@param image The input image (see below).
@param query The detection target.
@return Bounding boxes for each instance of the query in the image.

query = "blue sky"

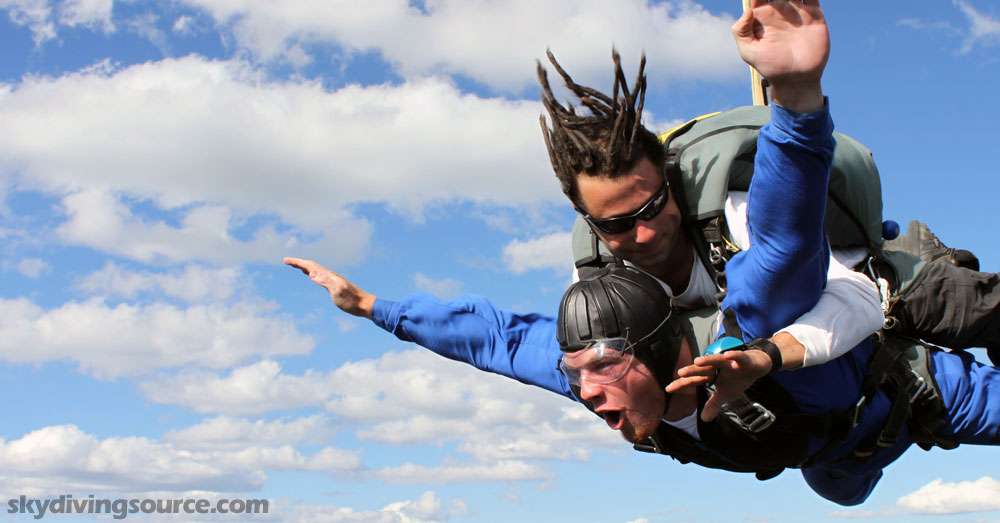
[1,1,999,521]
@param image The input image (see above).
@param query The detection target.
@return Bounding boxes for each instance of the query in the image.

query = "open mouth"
[601,410,623,430]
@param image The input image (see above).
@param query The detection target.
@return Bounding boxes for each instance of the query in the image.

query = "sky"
[0,0,999,522]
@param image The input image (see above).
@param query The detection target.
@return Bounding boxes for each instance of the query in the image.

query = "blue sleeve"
[370,293,575,400]
[722,101,837,341]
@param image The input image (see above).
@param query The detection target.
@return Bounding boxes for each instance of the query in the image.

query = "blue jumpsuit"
[371,103,1000,506]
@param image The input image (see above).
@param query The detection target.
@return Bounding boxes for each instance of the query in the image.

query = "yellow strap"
[657,112,722,144]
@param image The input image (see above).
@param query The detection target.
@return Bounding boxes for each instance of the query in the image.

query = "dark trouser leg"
[894,261,1000,363]
[801,468,881,506]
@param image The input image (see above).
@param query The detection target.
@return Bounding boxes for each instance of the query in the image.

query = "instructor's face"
[573,358,665,443]
[576,158,683,272]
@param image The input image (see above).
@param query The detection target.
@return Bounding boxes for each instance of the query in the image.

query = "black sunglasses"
[582,182,670,235]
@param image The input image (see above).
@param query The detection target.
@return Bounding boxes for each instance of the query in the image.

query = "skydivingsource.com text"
[8,494,269,520]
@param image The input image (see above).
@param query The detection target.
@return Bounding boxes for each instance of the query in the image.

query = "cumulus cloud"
[0,297,313,378]
[0,424,361,497]
[52,188,369,266]
[0,56,559,264]
[896,477,1000,514]
[142,349,621,461]
[141,359,332,415]
[177,0,743,92]
[502,231,572,275]
[163,415,339,451]
[75,262,244,303]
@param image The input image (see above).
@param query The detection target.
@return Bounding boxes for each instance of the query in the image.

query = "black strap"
[747,338,782,374]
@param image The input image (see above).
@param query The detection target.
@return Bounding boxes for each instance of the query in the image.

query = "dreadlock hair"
[538,48,665,212]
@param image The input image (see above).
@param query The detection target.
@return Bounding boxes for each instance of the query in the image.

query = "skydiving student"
[285,0,1000,505]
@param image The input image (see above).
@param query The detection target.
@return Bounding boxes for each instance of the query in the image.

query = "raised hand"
[733,0,829,112]
[284,257,376,319]
[666,349,773,422]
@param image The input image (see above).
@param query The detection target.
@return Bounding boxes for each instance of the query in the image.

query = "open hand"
[666,350,772,422]
[733,0,829,112]
[284,257,376,319]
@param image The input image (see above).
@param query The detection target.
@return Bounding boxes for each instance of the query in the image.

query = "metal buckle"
[721,395,776,433]
[850,396,866,427]
[709,244,725,265]
[908,374,929,403]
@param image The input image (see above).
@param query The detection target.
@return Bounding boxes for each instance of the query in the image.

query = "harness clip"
[722,395,777,433]
[850,396,867,428]
[908,374,929,403]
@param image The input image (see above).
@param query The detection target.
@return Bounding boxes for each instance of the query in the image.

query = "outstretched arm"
[284,257,573,399]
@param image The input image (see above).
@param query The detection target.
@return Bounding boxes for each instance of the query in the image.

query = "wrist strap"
[747,338,782,374]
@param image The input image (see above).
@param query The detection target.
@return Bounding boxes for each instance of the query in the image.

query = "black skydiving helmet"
[556,265,684,396]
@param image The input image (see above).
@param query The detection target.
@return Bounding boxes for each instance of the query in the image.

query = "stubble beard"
[619,413,661,444]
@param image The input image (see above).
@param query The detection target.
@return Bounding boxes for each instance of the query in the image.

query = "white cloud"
[0,0,113,44]
[412,272,463,300]
[502,231,572,275]
[163,415,339,451]
[955,0,1000,52]
[0,0,57,44]
[173,14,195,34]
[279,491,467,523]
[125,11,169,53]
[142,349,622,460]
[75,262,244,303]
[53,189,368,266]
[0,297,313,378]
[177,0,743,92]
[0,424,361,497]
[0,56,558,264]
[142,359,330,415]
[13,257,49,278]
[896,476,1000,514]
[58,0,113,33]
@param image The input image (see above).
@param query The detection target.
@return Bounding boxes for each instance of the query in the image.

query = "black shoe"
[915,221,981,270]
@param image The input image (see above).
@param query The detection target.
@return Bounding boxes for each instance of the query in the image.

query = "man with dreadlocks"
[286,0,1000,506]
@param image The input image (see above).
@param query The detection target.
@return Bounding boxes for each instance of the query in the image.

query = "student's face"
[576,158,684,273]
[569,356,666,443]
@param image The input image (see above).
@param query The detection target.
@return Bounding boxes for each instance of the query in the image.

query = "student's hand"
[284,257,376,319]
[667,350,772,422]
[732,0,828,112]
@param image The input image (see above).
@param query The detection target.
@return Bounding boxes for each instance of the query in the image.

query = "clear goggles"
[559,338,635,385]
